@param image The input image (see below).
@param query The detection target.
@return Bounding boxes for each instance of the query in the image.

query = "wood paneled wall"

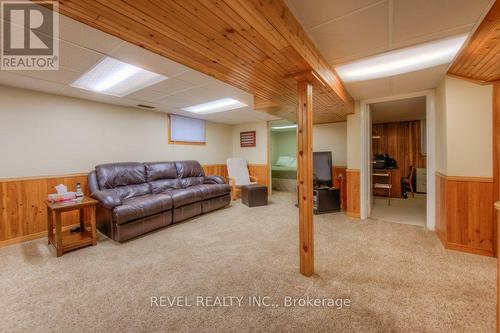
[0,164,268,247]
[247,164,270,189]
[202,164,228,179]
[436,172,494,257]
[0,174,89,247]
[372,120,426,174]
[346,169,360,218]
[332,166,347,210]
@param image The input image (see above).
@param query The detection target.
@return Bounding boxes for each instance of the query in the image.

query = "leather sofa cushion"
[113,193,173,225]
[145,162,178,181]
[150,179,182,194]
[96,162,146,189]
[114,183,151,200]
[191,184,231,200]
[176,160,206,188]
[176,160,205,178]
[166,188,202,207]
[181,176,205,188]
[204,175,226,184]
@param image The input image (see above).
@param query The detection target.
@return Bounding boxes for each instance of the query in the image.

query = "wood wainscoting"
[202,164,228,179]
[332,166,347,210]
[247,164,270,189]
[436,172,494,256]
[0,164,268,247]
[0,173,89,247]
[346,169,360,218]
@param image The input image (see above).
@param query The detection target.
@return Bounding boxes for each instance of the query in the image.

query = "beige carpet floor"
[371,194,427,226]
[0,192,496,332]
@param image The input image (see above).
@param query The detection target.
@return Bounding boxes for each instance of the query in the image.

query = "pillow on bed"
[289,157,297,168]
[276,156,292,166]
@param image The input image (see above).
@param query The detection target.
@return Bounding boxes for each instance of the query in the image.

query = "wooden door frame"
[359,90,436,230]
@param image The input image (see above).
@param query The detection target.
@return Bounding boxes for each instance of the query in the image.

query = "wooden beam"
[297,80,314,276]
[449,1,500,82]
[47,0,353,123]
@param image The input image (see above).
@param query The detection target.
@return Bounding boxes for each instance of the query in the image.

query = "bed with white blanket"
[272,156,297,192]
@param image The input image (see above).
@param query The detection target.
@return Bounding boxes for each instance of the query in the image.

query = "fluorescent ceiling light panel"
[335,34,468,82]
[71,57,167,97]
[182,98,247,114]
[271,125,297,130]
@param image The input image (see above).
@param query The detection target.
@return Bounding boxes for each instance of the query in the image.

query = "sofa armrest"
[91,189,122,209]
[204,175,226,184]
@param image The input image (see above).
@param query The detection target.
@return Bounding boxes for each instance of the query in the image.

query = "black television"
[313,151,332,187]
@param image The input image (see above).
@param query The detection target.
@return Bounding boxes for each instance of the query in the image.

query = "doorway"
[269,120,297,192]
[369,96,427,226]
[360,90,436,230]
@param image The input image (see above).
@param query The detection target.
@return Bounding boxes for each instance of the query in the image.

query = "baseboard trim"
[438,237,494,257]
[0,224,79,249]
[346,212,360,219]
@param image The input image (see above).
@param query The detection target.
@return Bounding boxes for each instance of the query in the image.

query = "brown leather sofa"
[88,160,231,242]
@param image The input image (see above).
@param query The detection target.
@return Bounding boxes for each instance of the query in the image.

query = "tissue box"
[48,192,77,203]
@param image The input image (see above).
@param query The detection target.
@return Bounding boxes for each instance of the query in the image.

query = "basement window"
[168,114,206,145]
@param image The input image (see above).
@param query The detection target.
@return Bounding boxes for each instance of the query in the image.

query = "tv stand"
[313,186,341,214]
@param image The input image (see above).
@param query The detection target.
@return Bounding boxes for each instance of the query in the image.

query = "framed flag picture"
[240,131,256,147]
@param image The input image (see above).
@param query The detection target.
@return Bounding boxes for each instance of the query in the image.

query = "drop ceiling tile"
[371,96,426,124]
[10,67,82,85]
[155,94,192,109]
[59,15,123,54]
[126,88,168,103]
[344,77,392,100]
[391,24,474,50]
[58,86,140,107]
[202,81,254,106]
[110,43,190,77]
[392,0,492,43]
[308,1,390,64]
[286,0,382,29]
[156,86,231,108]
[0,72,64,95]
[171,86,229,105]
[59,40,104,72]
[148,78,196,95]
[391,64,448,95]
[172,70,217,86]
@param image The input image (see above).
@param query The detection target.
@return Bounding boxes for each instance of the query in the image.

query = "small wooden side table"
[45,197,98,257]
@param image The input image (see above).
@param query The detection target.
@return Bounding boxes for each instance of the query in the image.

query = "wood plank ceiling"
[449,1,500,83]
[50,0,354,123]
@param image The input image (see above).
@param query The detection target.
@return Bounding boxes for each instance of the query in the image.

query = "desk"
[372,168,401,198]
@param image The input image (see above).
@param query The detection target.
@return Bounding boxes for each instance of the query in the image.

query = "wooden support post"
[297,80,314,277]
